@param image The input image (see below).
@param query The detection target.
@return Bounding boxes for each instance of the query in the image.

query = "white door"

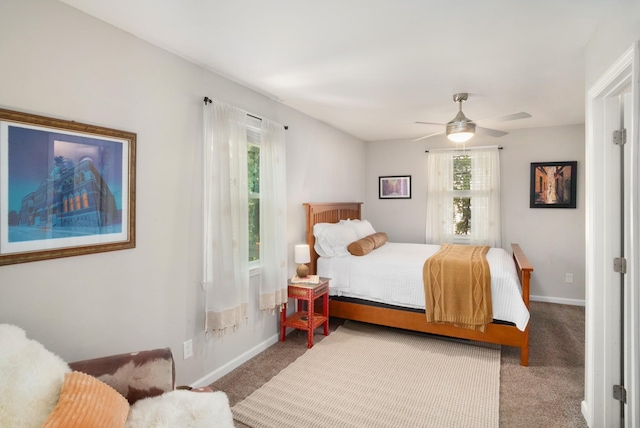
[622,88,640,428]
[584,42,639,428]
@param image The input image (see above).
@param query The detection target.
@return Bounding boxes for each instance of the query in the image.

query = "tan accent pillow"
[369,232,388,248]
[347,232,388,256]
[347,235,375,256]
[42,371,130,428]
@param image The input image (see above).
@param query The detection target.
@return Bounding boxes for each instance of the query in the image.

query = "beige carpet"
[232,321,500,428]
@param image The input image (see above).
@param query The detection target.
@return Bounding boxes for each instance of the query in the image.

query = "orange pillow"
[369,232,388,248]
[347,235,375,256]
[347,232,388,256]
[42,371,129,428]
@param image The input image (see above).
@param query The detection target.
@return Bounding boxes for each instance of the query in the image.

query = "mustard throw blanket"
[423,244,492,332]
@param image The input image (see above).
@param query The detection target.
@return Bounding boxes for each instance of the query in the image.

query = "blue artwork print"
[7,125,124,243]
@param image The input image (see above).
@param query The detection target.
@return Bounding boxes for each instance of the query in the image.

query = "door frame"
[583,41,639,428]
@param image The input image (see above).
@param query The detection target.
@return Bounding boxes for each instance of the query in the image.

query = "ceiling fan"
[414,93,531,143]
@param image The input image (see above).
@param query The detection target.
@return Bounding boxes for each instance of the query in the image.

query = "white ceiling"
[59,0,612,142]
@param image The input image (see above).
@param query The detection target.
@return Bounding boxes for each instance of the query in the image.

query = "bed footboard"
[511,243,533,365]
[511,243,533,307]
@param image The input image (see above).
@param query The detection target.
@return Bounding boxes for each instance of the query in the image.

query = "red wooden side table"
[280,277,330,348]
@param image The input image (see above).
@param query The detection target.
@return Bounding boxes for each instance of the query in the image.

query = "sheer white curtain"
[202,99,288,334]
[469,148,501,247]
[258,118,288,311]
[202,99,249,333]
[425,150,455,244]
[425,146,501,247]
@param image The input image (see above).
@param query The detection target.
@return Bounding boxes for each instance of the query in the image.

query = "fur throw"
[0,324,70,428]
[125,389,234,428]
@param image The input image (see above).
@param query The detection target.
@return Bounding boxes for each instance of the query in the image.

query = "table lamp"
[294,244,310,278]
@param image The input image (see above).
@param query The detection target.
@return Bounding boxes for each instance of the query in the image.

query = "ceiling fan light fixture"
[446,110,476,143]
[415,92,529,143]
[447,130,474,143]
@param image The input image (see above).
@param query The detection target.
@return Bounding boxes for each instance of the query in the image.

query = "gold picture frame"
[0,108,136,265]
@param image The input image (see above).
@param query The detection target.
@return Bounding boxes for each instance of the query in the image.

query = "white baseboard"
[191,333,280,388]
[581,400,591,427]
[530,295,585,307]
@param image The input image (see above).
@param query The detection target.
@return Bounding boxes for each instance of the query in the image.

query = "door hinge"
[613,384,627,403]
[613,129,627,145]
[613,257,627,274]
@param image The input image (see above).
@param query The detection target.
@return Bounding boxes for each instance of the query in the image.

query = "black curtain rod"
[203,96,288,130]
[425,146,503,153]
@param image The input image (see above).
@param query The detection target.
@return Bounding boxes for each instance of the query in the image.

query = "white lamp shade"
[294,244,311,264]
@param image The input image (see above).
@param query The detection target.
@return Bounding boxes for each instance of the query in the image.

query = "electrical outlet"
[183,339,193,360]
[565,273,574,283]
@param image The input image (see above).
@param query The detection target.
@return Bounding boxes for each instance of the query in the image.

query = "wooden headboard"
[303,202,363,275]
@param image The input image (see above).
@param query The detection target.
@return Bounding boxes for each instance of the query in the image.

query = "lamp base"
[296,264,309,278]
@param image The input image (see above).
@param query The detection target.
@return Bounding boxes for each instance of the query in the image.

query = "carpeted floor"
[499,301,586,427]
[210,301,586,428]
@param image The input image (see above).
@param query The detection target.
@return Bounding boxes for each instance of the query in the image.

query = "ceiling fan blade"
[476,126,508,138]
[412,130,445,142]
[478,112,531,123]
[414,121,445,126]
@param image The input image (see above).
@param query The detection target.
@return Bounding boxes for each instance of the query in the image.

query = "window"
[453,155,471,237]
[425,148,501,247]
[247,119,261,262]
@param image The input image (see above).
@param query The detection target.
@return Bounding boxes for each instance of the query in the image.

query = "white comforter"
[317,242,530,331]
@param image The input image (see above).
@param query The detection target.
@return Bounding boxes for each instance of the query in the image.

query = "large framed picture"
[530,161,577,209]
[0,108,136,266]
[379,175,411,199]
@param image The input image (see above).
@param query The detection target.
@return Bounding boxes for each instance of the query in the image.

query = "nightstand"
[280,277,330,348]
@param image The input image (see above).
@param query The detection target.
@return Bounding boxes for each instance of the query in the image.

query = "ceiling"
[59,0,612,142]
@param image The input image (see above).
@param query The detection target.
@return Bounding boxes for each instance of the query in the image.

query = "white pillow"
[0,324,70,428]
[125,390,233,428]
[340,219,377,239]
[313,223,333,257]
[323,223,358,257]
[313,222,358,257]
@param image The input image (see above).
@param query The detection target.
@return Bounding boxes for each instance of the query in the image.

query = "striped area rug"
[232,321,500,428]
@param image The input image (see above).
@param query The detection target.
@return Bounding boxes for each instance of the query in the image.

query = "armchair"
[0,324,233,428]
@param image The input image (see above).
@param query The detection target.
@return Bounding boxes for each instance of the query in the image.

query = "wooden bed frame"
[303,202,534,366]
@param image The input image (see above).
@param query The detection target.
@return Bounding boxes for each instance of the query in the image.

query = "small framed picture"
[379,175,411,199]
[530,161,577,208]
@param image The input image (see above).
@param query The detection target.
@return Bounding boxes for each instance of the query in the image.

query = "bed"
[303,202,533,366]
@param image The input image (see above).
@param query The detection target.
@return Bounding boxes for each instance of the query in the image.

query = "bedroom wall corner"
[281,104,367,276]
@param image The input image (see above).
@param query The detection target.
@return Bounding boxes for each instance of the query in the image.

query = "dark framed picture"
[530,161,577,208]
[379,175,411,199]
[0,108,136,266]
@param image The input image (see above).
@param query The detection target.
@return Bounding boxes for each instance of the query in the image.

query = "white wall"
[0,0,365,386]
[585,1,640,90]
[366,125,586,303]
